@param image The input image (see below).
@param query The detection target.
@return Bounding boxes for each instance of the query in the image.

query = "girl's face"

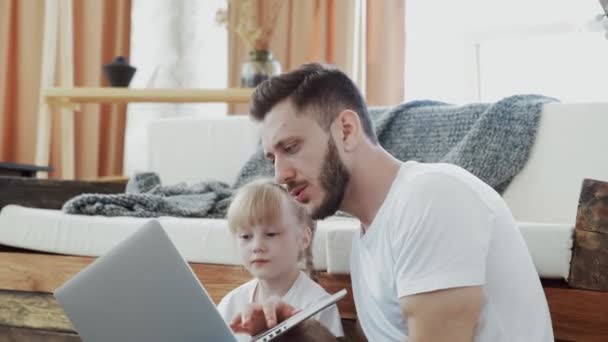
[235,209,308,281]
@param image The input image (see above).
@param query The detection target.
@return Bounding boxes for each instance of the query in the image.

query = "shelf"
[37,87,255,180]
[44,87,255,105]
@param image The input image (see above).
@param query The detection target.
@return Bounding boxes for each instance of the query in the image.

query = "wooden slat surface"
[0,290,361,341]
[544,285,608,341]
[0,291,73,332]
[0,325,80,342]
[0,177,125,210]
[0,252,356,319]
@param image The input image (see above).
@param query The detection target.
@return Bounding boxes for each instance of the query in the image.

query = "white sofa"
[147,102,608,225]
[1,102,606,280]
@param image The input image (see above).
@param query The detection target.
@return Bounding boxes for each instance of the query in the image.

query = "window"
[405,0,608,104]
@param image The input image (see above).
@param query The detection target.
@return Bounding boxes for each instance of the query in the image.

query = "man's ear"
[334,109,361,152]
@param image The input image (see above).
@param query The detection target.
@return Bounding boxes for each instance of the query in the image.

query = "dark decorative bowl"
[103,56,136,87]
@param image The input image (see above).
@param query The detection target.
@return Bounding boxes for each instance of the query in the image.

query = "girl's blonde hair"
[227,178,317,281]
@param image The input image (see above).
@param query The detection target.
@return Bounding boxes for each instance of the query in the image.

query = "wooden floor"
[0,289,361,342]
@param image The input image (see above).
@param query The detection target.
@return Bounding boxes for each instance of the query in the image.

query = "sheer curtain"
[124,0,228,177]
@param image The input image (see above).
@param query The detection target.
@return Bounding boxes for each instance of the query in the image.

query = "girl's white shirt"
[218,271,344,341]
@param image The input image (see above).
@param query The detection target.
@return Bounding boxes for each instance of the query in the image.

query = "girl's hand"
[229,296,299,336]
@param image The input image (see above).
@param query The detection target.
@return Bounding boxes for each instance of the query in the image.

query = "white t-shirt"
[217,271,344,341]
[350,161,553,342]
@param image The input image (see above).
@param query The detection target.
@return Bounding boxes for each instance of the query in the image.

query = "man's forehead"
[261,102,314,148]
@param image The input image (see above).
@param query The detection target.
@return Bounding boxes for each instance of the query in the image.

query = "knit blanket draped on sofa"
[63,94,557,218]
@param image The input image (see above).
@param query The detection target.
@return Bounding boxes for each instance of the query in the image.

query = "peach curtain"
[366,0,405,106]
[0,0,131,179]
[227,0,405,110]
[0,0,45,166]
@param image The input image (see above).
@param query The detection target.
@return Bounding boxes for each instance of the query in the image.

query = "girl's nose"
[252,236,266,253]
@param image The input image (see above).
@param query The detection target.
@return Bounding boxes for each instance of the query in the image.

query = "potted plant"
[216,0,284,87]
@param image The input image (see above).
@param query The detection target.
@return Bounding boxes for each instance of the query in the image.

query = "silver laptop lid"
[54,220,237,342]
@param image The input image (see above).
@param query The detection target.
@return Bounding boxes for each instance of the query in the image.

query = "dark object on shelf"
[0,162,53,178]
[103,56,136,87]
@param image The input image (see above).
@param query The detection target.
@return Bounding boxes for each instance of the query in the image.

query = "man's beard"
[311,137,350,220]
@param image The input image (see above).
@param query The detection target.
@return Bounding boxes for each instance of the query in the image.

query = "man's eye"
[284,144,298,154]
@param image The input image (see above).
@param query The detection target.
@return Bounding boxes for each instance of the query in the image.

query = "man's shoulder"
[383,162,497,224]
[399,161,475,185]
[393,162,480,200]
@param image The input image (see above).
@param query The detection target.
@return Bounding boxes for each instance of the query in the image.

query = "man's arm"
[400,286,482,342]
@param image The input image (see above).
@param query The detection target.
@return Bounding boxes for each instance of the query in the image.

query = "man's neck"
[255,268,300,303]
[341,146,401,231]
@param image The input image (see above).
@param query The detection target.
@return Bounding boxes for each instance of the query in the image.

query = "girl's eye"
[266,232,279,238]
[239,234,251,240]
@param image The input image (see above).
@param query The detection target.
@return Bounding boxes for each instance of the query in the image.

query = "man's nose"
[274,157,296,184]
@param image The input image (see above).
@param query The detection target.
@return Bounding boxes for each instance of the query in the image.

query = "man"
[230,63,553,341]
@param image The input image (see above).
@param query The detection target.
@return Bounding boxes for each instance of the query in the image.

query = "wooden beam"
[34,0,59,178]
[45,88,255,106]
[0,177,125,210]
[569,178,608,291]
[57,0,75,180]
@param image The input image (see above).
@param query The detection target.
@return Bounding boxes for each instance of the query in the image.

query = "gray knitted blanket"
[63,94,556,218]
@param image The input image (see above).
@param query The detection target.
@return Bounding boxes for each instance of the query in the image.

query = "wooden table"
[35,87,254,180]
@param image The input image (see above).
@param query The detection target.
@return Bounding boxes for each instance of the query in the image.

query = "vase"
[240,50,281,88]
[103,56,137,87]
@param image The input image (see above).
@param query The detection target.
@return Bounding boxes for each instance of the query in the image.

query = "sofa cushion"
[503,102,608,224]
[147,114,259,186]
[0,205,573,279]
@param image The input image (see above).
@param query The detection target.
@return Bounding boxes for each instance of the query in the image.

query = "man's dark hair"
[250,63,378,144]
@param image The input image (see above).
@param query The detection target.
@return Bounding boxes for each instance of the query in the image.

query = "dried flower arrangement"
[215,0,284,51]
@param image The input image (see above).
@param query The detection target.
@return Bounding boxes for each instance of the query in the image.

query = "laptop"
[54,220,347,342]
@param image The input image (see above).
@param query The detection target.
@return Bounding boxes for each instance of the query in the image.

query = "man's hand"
[400,286,482,342]
[230,296,299,336]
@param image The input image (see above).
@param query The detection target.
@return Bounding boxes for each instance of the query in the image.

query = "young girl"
[217,179,344,340]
